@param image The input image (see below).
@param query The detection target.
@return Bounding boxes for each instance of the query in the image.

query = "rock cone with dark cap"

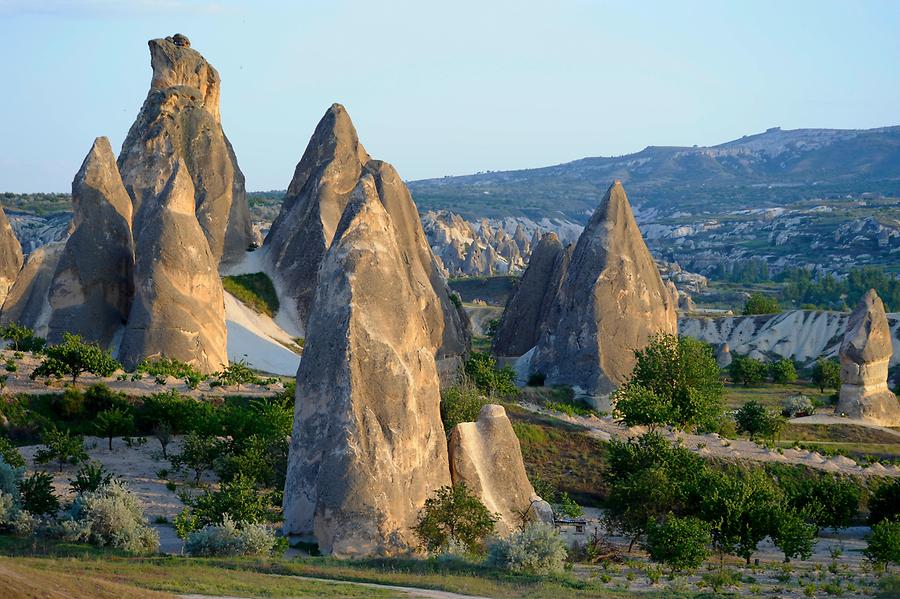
[0,204,23,306]
[282,173,450,557]
[119,159,227,373]
[531,181,677,401]
[493,232,570,356]
[264,103,469,362]
[47,137,134,347]
[118,34,252,267]
[837,289,900,426]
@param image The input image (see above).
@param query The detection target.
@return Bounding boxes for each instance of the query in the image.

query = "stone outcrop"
[531,181,677,400]
[0,242,64,334]
[282,175,450,556]
[264,104,469,360]
[0,205,23,306]
[119,159,227,373]
[448,404,543,535]
[493,233,570,356]
[836,289,900,425]
[47,137,134,347]
[118,34,252,267]
[715,343,733,368]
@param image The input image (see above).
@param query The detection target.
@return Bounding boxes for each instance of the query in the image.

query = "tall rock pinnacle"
[530,181,677,402]
[118,34,252,267]
[47,137,134,347]
[0,203,24,306]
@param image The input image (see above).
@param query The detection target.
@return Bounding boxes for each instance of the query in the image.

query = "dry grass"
[0,557,175,599]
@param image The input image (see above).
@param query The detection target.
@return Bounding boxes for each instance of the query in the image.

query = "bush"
[63,480,159,553]
[184,515,281,557]
[770,359,798,384]
[222,273,280,317]
[643,514,711,572]
[0,323,46,353]
[34,427,87,471]
[70,461,113,495]
[783,394,815,418]
[743,293,780,315]
[31,333,121,384]
[17,471,59,516]
[526,373,546,387]
[773,507,816,562]
[171,432,222,484]
[136,357,206,388]
[0,456,23,498]
[175,474,271,538]
[735,401,785,441]
[215,360,270,388]
[486,523,567,575]
[414,484,498,555]
[729,355,768,386]
[440,383,488,433]
[464,353,517,399]
[83,384,128,415]
[869,479,900,525]
[865,518,900,566]
[811,358,841,393]
[138,389,212,434]
[0,437,25,468]
[784,474,861,532]
[50,388,86,419]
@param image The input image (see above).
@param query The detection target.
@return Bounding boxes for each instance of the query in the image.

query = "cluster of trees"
[728,356,800,387]
[742,293,781,315]
[777,265,900,311]
[713,259,771,284]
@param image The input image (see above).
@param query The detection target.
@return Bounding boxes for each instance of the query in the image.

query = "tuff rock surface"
[47,137,134,347]
[119,159,227,373]
[282,174,450,557]
[837,289,900,425]
[0,204,23,306]
[0,242,64,335]
[448,404,543,535]
[531,181,677,401]
[118,34,252,267]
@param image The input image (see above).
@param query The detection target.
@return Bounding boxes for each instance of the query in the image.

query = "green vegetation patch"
[222,273,279,317]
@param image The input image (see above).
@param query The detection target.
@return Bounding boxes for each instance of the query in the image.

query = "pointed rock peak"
[842,288,892,363]
[332,173,384,243]
[74,136,132,224]
[157,159,197,217]
[536,231,561,250]
[148,33,220,119]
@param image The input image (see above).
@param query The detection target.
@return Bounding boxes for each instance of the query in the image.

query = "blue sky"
[1,0,898,192]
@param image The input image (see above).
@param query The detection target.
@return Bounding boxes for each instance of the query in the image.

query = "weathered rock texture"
[264,104,469,360]
[531,181,677,398]
[118,34,252,267]
[282,175,451,557]
[119,160,227,373]
[493,232,570,356]
[0,242,64,335]
[0,204,23,306]
[47,137,134,347]
[448,404,541,535]
[837,289,900,425]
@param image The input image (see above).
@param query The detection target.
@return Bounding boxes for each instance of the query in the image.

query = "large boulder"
[119,159,227,373]
[0,242,64,335]
[282,174,450,557]
[493,232,570,357]
[47,137,134,348]
[837,289,900,425]
[264,103,469,361]
[118,34,252,267]
[0,205,23,306]
[531,181,677,402]
[448,404,543,535]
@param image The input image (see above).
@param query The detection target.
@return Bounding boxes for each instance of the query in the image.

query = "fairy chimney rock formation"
[119,159,227,373]
[448,404,543,535]
[118,34,252,266]
[47,137,134,347]
[531,181,677,402]
[264,103,469,361]
[282,174,451,557]
[0,204,23,306]
[0,242,64,335]
[837,289,900,426]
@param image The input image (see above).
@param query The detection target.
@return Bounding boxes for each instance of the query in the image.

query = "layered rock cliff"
[0,205,23,306]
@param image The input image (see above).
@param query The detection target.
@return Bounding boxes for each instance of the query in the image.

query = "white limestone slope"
[224,291,300,376]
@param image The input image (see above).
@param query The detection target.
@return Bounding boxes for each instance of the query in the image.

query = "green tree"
[772,507,816,562]
[784,475,861,533]
[728,355,768,386]
[868,479,900,526]
[0,323,46,352]
[0,437,25,468]
[440,383,488,433]
[811,357,841,393]
[770,359,798,384]
[30,333,121,384]
[413,483,498,554]
[743,293,780,315]
[34,427,87,472]
[17,471,59,515]
[175,473,272,538]
[94,408,134,451]
[70,461,113,494]
[171,432,222,484]
[643,514,711,573]
[614,334,724,431]
[735,401,785,442]
[864,518,900,567]
[464,352,517,399]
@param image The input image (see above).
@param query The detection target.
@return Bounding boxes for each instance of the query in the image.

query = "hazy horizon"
[1,0,898,193]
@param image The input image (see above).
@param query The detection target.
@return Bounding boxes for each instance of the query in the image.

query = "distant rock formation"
[0,204,23,306]
[119,160,227,373]
[282,174,450,556]
[264,104,469,362]
[448,404,542,535]
[47,137,134,347]
[530,181,677,401]
[493,233,570,356]
[715,343,732,368]
[0,242,64,334]
[836,289,900,426]
[118,34,252,267]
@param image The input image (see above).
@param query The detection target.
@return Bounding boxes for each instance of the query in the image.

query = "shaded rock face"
[119,160,227,373]
[264,104,470,359]
[0,242,64,335]
[47,137,134,347]
[531,182,677,398]
[118,35,252,267]
[716,343,732,368]
[837,289,900,426]
[0,205,23,306]
[282,175,450,556]
[493,233,570,356]
[448,404,540,535]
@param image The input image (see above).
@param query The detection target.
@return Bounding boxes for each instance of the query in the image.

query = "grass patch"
[724,382,833,410]
[222,272,279,317]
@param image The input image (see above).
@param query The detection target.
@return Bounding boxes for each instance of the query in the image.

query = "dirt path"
[520,403,900,477]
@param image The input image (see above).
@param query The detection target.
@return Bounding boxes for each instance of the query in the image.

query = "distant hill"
[407,126,900,221]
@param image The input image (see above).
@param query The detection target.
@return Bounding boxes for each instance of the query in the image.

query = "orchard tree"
[729,355,768,387]
[0,323,46,352]
[811,357,841,393]
[770,359,798,384]
[414,483,498,554]
[94,408,134,451]
[735,401,785,442]
[31,333,121,384]
[643,514,711,573]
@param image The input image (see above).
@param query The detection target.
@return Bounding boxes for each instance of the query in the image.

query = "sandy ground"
[520,403,900,477]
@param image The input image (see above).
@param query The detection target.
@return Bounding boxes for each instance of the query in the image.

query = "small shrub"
[50,388,86,419]
[171,432,222,484]
[136,358,205,387]
[34,427,87,472]
[4,359,16,373]
[63,480,159,553]
[153,422,174,459]
[70,461,113,495]
[414,483,498,555]
[464,352,517,399]
[175,474,270,538]
[83,384,128,415]
[783,394,815,418]
[868,478,900,525]
[0,323,46,353]
[643,515,711,573]
[0,457,23,498]
[440,383,488,432]
[486,523,567,575]
[0,437,25,468]
[865,518,900,566]
[17,471,59,516]
[184,515,281,557]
